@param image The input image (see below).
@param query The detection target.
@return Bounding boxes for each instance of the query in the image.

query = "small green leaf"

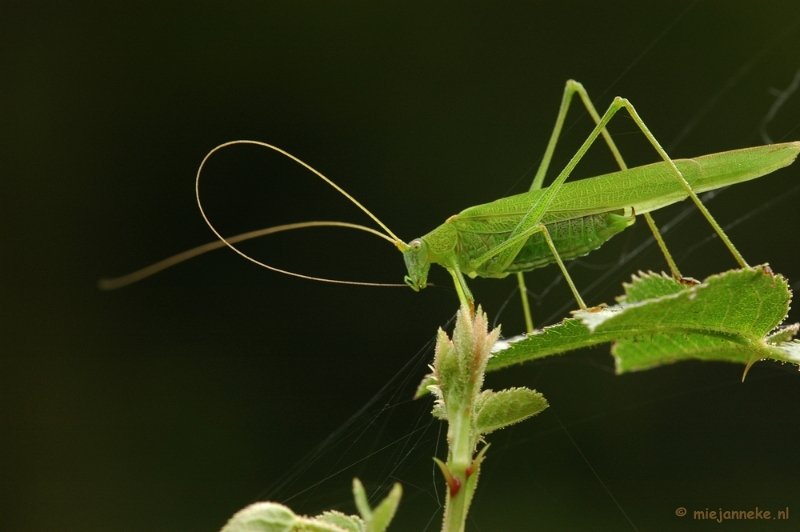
[314,511,364,532]
[767,323,800,344]
[352,478,372,522]
[433,329,458,390]
[431,397,447,421]
[294,520,351,532]
[351,479,402,532]
[367,483,402,532]
[413,372,437,399]
[770,341,800,364]
[474,387,548,435]
[220,502,297,532]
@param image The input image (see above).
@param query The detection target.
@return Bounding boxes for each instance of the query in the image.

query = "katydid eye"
[411,240,422,252]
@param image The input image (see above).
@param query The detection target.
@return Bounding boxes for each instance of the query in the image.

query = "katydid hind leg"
[517,81,618,329]
[520,80,637,329]
[476,91,745,326]
[530,80,630,192]
[519,81,583,330]
[567,85,686,280]
[530,81,580,193]
[496,94,632,324]
[516,81,582,330]
[565,93,748,273]
[617,100,750,269]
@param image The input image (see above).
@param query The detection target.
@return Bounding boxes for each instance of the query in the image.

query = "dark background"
[3,1,800,531]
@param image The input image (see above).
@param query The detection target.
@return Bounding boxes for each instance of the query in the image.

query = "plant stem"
[441,404,474,532]
[435,305,496,532]
[428,304,547,530]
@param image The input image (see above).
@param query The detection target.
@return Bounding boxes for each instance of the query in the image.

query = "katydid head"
[403,238,431,291]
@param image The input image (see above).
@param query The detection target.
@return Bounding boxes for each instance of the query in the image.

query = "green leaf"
[487,317,609,371]
[413,372,436,399]
[220,502,297,532]
[352,479,402,532]
[367,483,402,532]
[581,267,789,338]
[352,479,372,522]
[616,271,687,303]
[314,511,364,532]
[487,267,798,375]
[474,387,548,435]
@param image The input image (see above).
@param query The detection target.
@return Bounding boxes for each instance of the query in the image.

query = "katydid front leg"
[447,265,475,314]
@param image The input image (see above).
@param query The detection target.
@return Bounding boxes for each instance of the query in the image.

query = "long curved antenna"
[192,140,410,287]
[98,221,403,290]
[101,140,410,291]
[199,140,409,250]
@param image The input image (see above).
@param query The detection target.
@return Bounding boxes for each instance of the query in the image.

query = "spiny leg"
[548,92,749,269]
[485,93,685,319]
[516,80,674,332]
[616,99,749,268]
[562,82,684,279]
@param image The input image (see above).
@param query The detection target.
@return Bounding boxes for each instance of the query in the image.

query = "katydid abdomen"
[458,209,635,278]
[457,143,800,224]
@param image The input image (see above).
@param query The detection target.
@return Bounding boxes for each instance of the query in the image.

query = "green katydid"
[99,81,800,333]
